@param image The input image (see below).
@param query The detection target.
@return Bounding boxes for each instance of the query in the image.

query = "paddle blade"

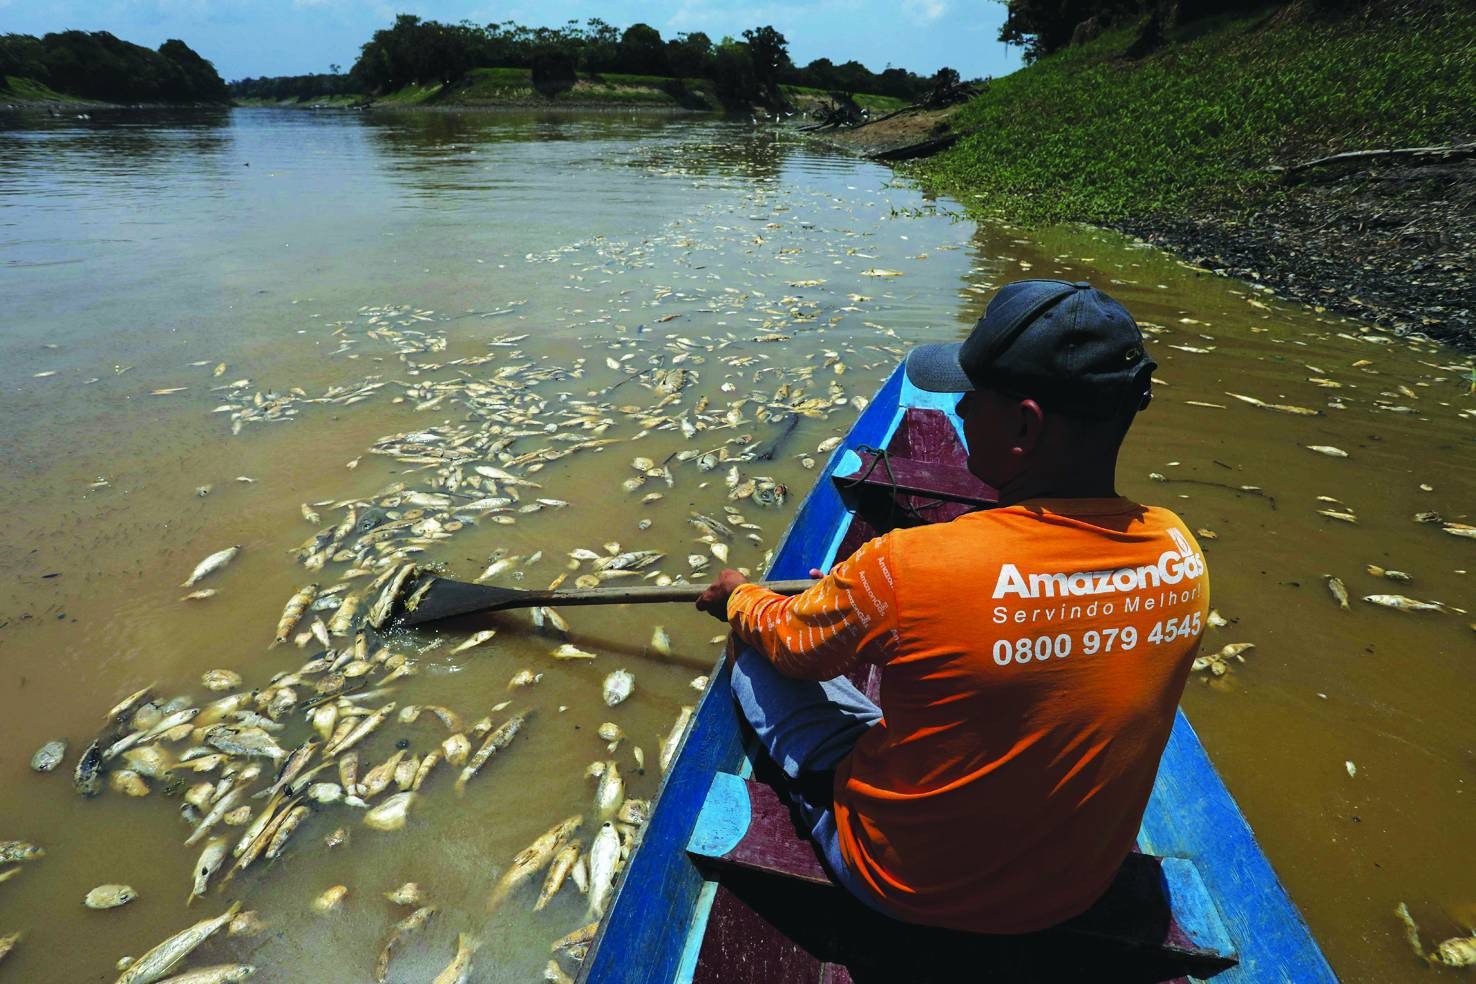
[398,577,528,627]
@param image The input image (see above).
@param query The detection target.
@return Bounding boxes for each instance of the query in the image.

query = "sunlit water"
[1,107,1472,983]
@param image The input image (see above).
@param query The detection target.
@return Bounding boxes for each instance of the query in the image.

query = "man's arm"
[697,535,899,680]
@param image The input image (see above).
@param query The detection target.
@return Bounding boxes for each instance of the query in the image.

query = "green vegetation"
[0,31,227,103]
[915,2,1476,224]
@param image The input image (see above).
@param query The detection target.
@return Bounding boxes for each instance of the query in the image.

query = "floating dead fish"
[451,630,497,655]
[1366,565,1413,583]
[182,546,240,587]
[85,884,137,910]
[180,589,217,601]
[312,885,348,913]
[201,670,241,692]
[432,933,480,984]
[1362,594,1448,614]
[550,644,597,660]
[30,739,67,773]
[602,669,634,707]
[1325,575,1349,610]
[1306,445,1348,458]
[660,706,693,772]
[115,901,241,984]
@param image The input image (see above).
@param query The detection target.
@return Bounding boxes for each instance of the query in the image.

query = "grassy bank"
[1,75,99,104]
[914,2,1476,225]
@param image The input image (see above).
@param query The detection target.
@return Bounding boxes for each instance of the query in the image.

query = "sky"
[1,0,1024,83]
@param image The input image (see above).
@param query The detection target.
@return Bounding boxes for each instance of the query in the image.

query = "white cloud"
[902,0,947,25]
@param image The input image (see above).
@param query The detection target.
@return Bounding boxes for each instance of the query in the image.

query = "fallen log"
[1270,143,1476,177]
[867,131,965,163]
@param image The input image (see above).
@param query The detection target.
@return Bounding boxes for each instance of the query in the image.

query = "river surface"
[1,107,1472,983]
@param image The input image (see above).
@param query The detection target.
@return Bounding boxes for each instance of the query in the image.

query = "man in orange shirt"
[696,279,1210,933]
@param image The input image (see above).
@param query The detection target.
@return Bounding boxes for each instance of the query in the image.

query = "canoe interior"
[578,363,1336,983]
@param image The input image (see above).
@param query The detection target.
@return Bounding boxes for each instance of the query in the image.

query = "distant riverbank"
[232,68,908,117]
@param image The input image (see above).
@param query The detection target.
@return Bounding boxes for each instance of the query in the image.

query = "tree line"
[233,16,954,108]
[0,31,228,103]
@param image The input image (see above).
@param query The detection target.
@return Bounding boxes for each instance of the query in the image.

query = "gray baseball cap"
[905,279,1156,416]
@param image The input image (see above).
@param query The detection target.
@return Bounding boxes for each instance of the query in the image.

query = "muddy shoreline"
[815,111,1475,353]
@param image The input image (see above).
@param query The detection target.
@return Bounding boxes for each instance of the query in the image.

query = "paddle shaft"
[398,575,818,626]
[513,579,816,609]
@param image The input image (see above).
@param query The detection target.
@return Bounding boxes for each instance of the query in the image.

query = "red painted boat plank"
[709,777,830,885]
[692,882,825,984]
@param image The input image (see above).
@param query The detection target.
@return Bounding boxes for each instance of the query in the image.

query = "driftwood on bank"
[867,131,966,163]
[1270,142,1476,178]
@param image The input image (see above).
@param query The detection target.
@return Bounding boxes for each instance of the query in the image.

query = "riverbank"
[824,1,1474,350]
[233,68,909,115]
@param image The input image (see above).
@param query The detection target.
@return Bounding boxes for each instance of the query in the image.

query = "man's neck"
[994,469,1119,508]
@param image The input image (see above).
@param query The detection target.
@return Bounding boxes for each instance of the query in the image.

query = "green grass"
[372,81,446,105]
[1,74,93,103]
[914,3,1476,224]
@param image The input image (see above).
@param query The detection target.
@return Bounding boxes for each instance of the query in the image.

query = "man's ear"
[1012,399,1045,456]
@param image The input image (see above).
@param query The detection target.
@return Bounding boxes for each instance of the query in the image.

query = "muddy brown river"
[1,107,1472,983]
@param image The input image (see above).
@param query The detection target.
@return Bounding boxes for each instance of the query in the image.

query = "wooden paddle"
[396,574,817,627]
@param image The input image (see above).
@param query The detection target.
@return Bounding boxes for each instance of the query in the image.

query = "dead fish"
[488,815,582,911]
[106,686,155,727]
[660,706,693,773]
[650,626,672,656]
[1325,575,1349,610]
[74,740,104,797]
[200,670,241,692]
[273,585,318,645]
[1395,902,1476,967]
[327,594,361,636]
[111,770,151,797]
[0,931,18,966]
[30,739,67,773]
[85,884,138,909]
[115,901,241,984]
[189,838,228,905]
[617,798,651,826]
[1363,594,1448,614]
[181,547,240,587]
[205,726,286,762]
[312,885,348,914]
[364,792,416,831]
[432,933,480,984]
[180,589,217,601]
[375,905,437,983]
[455,711,529,795]
[595,761,624,820]
[1366,565,1413,583]
[545,959,575,984]
[0,842,43,864]
[385,882,426,907]
[550,644,597,660]
[586,822,622,919]
[323,701,396,757]
[508,669,540,690]
[442,733,471,767]
[151,965,255,984]
[1306,445,1348,458]
[451,629,497,655]
[602,669,635,707]
[535,842,581,911]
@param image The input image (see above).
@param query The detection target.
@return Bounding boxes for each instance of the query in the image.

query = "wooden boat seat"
[688,772,1239,982]
[833,448,997,509]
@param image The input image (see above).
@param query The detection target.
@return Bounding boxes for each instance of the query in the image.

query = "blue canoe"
[579,362,1337,983]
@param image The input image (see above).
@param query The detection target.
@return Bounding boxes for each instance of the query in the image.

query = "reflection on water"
[0,107,1472,983]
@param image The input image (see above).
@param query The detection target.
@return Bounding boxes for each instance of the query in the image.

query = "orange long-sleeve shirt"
[728,497,1209,934]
